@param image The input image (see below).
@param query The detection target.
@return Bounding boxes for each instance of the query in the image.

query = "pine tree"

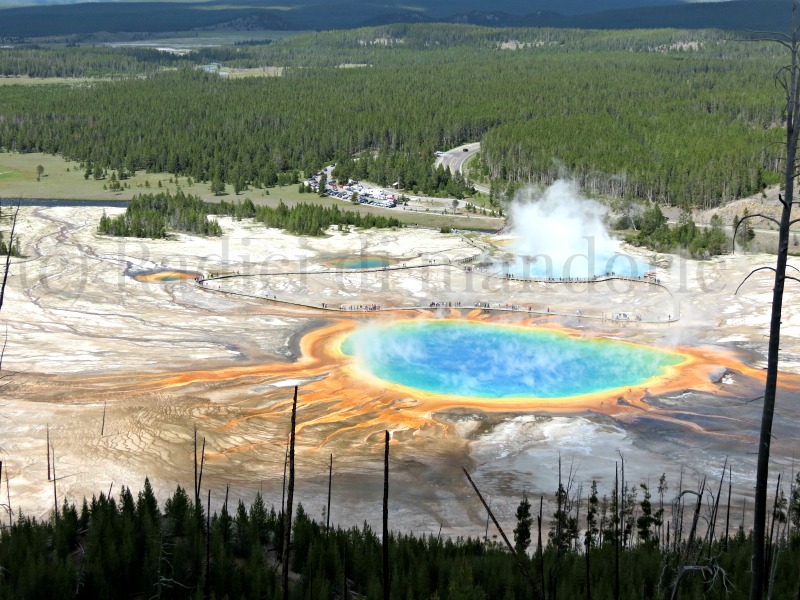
[211,177,225,195]
[636,483,656,545]
[586,481,599,549]
[513,493,533,556]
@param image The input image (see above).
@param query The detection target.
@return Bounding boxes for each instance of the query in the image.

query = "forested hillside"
[0,25,786,206]
[185,25,786,68]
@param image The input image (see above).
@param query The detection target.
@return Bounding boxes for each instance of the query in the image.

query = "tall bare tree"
[382,431,390,600]
[0,202,18,315]
[0,203,19,527]
[281,386,298,600]
[739,3,800,598]
[326,453,333,537]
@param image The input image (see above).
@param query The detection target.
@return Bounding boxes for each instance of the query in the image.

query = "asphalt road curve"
[434,142,489,194]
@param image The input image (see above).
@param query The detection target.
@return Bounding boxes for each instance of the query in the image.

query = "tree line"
[0,465,798,599]
[175,25,790,70]
[98,191,222,238]
[2,25,786,75]
[97,193,403,239]
[0,45,190,78]
[617,204,731,257]
[0,205,21,258]
[0,25,786,206]
[216,199,402,236]
[0,233,20,259]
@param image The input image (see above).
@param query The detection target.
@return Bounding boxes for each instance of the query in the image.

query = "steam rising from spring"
[505,180,648,279]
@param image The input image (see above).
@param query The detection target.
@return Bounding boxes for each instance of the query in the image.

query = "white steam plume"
[506,180,647,279]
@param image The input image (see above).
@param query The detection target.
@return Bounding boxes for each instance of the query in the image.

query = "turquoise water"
[327,256,393,269]
[502,250,651,279]
[342,320,684,398]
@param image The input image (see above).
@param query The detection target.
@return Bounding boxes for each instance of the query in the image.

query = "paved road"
[435,142,490,194]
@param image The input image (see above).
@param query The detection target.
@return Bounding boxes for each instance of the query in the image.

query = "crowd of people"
[503,271,663,285]
[194,259,671,322]
[339,304,382,311]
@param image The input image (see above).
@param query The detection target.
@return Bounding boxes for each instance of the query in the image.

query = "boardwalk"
[195,259,679,324]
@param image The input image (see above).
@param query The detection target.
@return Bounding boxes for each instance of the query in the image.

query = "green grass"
[0,152,502,230]
[210,185,502,230]
[0,76,105,86]
[0,169,22,182]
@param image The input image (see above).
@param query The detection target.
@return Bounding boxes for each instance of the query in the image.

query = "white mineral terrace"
[2,205,800,537]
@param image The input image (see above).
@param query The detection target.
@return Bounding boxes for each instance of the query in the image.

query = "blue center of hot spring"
[341,321,685,398]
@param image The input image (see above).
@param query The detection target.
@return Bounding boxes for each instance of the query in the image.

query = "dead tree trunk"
[724,467,732,550]
[462,467,543,600]
[619,454,626,550]
[614,463,620,600]
[585,490,592,600]
[538,496,545,598]
[46,425,51,481]
[383,431,390,600]
[194,427,199,507]
[552,456,563,600]
[4,467,9,527]
[0,205,18,313]
[281,386,298,600]
[205,488,211,600]
[0,460,11,530]
[682,480,706,565]
[707,459,728,556]
[750,5,800,598]
[197,437,206,502]
[765,475,783,597]
[224,483,230,545]
[326,453,333,537]
[52,445,58,520]
[281,447,288,516]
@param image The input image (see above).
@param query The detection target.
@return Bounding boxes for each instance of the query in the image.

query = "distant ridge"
[0,3,268,36]
[0,0,790,38]
[356,9,432,28]
[194,13,292,32]
[448,11,520,26]
[521,0,790,30]
[449,1,787,31]
[0,0,679,13]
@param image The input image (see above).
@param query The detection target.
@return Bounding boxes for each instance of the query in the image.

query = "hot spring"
[499,245,651,279]
[342,320,686,399]
[325,256,395,269]
[130,268,201,283]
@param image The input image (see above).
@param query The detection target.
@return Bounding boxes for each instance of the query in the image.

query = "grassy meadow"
[0,152,500,229]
